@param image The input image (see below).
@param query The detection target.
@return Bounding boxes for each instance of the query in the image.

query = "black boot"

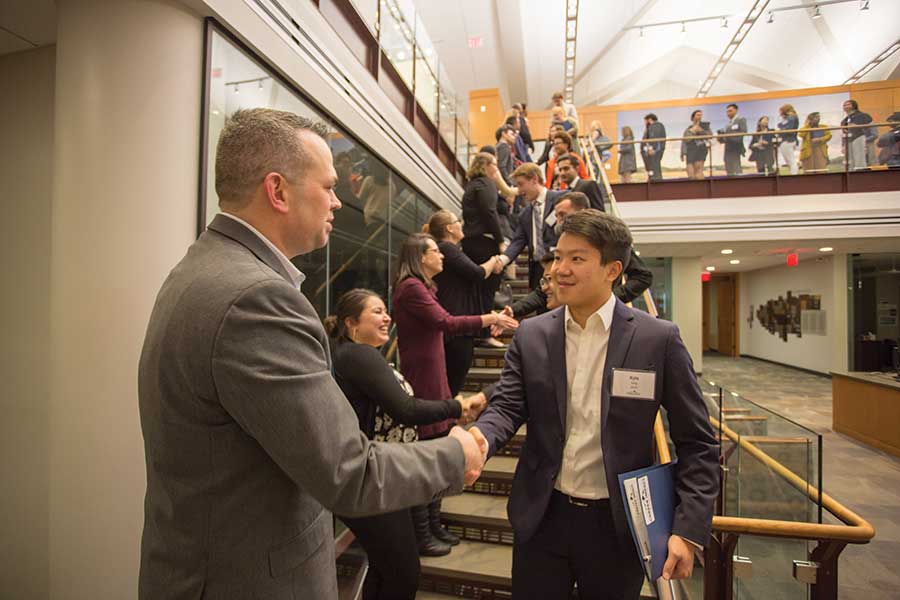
[411,504,451,556]
[428,499,460,546]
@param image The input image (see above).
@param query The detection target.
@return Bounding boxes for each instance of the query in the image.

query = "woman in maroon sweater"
[392,232,518,553]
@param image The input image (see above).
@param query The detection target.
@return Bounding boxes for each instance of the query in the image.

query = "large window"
[203,24,441,317]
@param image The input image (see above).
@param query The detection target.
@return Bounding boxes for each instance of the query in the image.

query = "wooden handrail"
[709,414,874,543]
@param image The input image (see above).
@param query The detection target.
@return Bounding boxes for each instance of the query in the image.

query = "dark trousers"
[341,509,420,600]
[642,152,663,181]
[461,235,501,315]
[444,336,475,397]
[526,259,543,291]
[511,492,645,600]
[724,147,743,175]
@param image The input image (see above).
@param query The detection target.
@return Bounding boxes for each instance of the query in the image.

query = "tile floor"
[703,354,900,600]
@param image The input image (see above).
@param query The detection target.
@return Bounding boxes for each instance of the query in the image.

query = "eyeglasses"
[539,277,550,288]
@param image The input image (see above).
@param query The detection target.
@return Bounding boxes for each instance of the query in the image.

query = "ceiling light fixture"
[681,22,686,33]
[721,249,733,254]
[730,259,741,265]
[819,247,833,252]
[861,0,869,10]
[233,84,239,93]
[812,6,822,19]
[706,266,716,272]
[639,27,644,38]
[767,11,774,23]
[721,17,728,28]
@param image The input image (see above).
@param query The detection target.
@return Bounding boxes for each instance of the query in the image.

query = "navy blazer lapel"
[207,214,294,285]
[547,308,568,433]
[601,299,637,433]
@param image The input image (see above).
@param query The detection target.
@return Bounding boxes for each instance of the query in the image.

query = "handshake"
[448,425,490,486]
[480,254,511,276]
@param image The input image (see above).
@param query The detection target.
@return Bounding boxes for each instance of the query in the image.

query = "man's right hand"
[448,426,486,485]
[468,426,489,464]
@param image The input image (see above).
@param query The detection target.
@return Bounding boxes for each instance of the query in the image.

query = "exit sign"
[468,36,482,49]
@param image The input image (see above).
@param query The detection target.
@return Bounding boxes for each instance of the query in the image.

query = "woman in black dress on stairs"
[327,289,484,600]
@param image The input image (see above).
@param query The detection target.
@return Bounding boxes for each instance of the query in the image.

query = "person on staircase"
[327,289,486,598]
[393,233,519,558]
[556,154,607,211]
[469,210,720,600]
[426,210,503,398]
[461,152,510,348]
[493,163,564,291]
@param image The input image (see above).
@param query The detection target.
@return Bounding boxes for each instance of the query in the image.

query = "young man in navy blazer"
[470,210,719,599]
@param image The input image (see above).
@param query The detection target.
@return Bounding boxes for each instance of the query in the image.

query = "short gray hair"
[215,108,329,208]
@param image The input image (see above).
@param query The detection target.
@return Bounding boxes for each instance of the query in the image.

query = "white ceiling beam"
[696,0,771,97]
[799,0,855,76]
[493,0,527,105]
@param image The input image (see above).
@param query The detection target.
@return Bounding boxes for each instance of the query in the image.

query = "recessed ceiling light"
[706,266,716,271]
[730,259,740,265]
[721,249,733,255]
[819,246,833,252]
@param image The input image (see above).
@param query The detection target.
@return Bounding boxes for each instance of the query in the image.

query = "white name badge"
[611,368,656,401]
[545,211,557,227]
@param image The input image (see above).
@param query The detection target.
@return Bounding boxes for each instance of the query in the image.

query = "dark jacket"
[475,301,719,548]
[392,277,483,437]
[503,190,565,264]
[333,339,460,439]
[571,178,608,211]
[497,141,515,184]
[641,121,667,155]
[435,240,484,318]
[462,176,504,244]
[841,110,873,141]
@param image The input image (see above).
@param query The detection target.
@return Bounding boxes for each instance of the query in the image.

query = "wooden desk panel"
[832,373,900,458]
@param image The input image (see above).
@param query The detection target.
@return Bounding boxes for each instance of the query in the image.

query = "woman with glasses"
[392,233,518,556]
[425,210,501,398]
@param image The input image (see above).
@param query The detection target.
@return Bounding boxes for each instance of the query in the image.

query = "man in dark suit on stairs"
[556,154,607,211]
[495,163,564,290]
[469,210,719,599]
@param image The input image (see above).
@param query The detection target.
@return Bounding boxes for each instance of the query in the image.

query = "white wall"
[0,45,55,600]
[739,255,849,374]
[672,257,703,373]
[48,1,200,597]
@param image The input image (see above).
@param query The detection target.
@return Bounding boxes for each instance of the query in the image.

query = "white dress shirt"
[555,293,616,499]
[220,213,305,290]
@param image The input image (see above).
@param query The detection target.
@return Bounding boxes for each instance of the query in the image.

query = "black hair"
[559,209,632,267]
[323,289,382,339]
[727,103,738,111]
[644,113,658,122]
[495,124,515,142]
[690,109,703,121]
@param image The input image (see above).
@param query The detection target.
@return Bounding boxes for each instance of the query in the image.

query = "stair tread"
[468,366,503,377]
[419,539,512,584]
[421,540,654,597]
[443,491,509,525]
[473,346,507,358]
[483,455,518,476]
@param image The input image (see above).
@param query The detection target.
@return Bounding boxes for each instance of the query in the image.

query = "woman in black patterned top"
[326,289,483,599]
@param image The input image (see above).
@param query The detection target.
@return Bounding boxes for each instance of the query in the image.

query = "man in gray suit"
[719,103,747,176]
[469,210,718,599]
[138,108,484,599]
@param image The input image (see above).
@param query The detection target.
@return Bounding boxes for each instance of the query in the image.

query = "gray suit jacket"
[138,214,465,600]
[475,301,719,550]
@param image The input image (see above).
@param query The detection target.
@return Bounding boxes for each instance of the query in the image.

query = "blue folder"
[617,461,678,583]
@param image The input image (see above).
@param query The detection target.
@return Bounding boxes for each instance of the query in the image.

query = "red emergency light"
[786,253,799,267]
[701,272,712,282]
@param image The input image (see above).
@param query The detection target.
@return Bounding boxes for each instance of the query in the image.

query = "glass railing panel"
[414,55,438,122]
[378,0,414,89]
[734,534,810,600]
[455,122,469,168]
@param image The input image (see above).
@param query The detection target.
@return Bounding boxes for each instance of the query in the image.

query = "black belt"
[552,489,609,508]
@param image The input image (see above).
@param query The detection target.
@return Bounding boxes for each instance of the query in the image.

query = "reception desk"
[832,371,900,457]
